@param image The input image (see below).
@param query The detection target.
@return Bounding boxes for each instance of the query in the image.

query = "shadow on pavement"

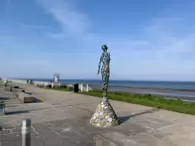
[6,110,29,115]
[34,98,43,103]
[24,92,32,95]
[0,97,10,100]
[119,108,160,123]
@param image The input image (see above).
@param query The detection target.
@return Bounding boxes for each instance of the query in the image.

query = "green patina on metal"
[90,44,119,128]
[97,44,111,101]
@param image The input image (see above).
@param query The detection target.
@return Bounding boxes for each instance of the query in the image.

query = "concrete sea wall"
[8,79,92,92]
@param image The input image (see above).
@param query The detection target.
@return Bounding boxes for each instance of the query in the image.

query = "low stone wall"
[10,79,93,92]
[12,88,25,93]
[0,104,5,116]
[4,84,25,93]
[79,84,93,92]
[4,86,12,92]
[9,80,27,84]
[17,92,34,103]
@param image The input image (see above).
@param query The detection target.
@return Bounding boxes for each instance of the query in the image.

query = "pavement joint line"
[31,126,40,135]
[95,134,120,146]
[143,125,155,130]
[70,105,93,114]
[0,132,19,136]
[51,101,98,106]
[6,102,96,113]
[47,124,61,136]
[156,123,177,130]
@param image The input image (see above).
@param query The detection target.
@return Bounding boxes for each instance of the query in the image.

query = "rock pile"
[90,100,120,128]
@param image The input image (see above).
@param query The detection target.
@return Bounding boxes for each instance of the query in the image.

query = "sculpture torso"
[100,52,110,76]
[99,51,110,99]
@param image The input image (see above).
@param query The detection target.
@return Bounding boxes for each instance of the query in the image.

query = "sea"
[24,79,195,91]
[16,78,195,101]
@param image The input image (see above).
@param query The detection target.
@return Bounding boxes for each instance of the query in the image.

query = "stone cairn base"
[90,99,120,128]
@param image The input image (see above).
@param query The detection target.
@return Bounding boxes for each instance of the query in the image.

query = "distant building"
[53,73,60,83]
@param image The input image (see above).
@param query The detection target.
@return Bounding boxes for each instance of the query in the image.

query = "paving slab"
[0,87,20,105]
[1,83,195,146]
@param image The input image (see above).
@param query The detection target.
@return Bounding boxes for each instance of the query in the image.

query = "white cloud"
[36,0,195,80]
[40,0,91,36]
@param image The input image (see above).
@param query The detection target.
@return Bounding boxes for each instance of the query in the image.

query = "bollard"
[81,84,83,92]
[21,119,31,146]
[86,84,89,92]
[4,80,8,87]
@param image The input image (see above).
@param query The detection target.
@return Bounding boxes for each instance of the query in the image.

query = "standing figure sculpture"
[90,44,119,128]
[97,44,110,101]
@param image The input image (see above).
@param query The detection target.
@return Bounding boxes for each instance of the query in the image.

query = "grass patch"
[79,90,195,115]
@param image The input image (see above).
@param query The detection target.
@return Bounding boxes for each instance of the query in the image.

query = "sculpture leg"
[104,79,109,96]
[90,72,119,128]
[102,80,106,98]
[102,72,109,102]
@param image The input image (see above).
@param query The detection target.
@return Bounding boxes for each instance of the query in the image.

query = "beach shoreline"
[90,85,195,101]
[9,79,195,101]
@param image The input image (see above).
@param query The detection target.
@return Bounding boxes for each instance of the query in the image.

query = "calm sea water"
[24,79,195,91]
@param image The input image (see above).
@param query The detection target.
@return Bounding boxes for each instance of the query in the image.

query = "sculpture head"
[101,44,108,52]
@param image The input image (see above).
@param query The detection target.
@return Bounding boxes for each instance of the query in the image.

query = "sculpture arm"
[108,52,111,74]
[108,52,111,61]
[97,54,103,74]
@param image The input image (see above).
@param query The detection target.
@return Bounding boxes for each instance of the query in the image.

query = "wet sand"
[90,85,195,101]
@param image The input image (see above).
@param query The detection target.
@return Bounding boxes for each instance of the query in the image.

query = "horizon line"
[5,77,195,83]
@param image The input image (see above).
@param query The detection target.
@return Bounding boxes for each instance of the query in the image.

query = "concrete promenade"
[1,83,195,145]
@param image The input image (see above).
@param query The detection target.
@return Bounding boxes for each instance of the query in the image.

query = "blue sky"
[0,0,195,81]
